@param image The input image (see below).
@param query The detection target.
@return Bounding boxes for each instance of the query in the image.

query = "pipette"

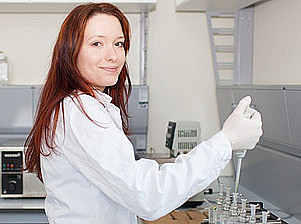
[234,106,255,193]
[234,150,247,193]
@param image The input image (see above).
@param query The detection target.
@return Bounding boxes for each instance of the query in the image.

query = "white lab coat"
[41,90,232,224]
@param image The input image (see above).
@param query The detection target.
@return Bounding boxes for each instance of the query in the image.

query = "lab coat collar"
[93,89,123,130]
[94,89,112,105]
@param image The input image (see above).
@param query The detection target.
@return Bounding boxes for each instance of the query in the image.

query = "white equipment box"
[165,121,201,157]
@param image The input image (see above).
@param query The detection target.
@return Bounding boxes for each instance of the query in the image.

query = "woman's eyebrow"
[88,35,124,40]
[88,34,105,40]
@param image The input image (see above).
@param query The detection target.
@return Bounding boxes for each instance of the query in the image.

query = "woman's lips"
[100,66,118,72]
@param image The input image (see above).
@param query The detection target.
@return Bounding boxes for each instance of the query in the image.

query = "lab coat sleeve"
[63,95,232,221]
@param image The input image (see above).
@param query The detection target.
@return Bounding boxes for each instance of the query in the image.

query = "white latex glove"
[221,96,263,150]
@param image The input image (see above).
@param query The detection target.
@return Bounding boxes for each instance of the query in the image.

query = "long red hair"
[24,3,132,181]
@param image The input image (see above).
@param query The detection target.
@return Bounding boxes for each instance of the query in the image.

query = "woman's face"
[77,14,126,91]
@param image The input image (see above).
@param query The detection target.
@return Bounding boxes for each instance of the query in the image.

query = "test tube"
[217,183,225,206]
[223,187,232,211]
[249,204,257,224]
[230,193,239,216]
[239,198,248,223]
[261,211,268,224]
[215,183,225,223]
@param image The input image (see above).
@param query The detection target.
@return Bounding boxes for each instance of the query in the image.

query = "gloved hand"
[221,96,263,150]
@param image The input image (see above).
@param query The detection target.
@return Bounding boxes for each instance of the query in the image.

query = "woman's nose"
[105,46,118,62]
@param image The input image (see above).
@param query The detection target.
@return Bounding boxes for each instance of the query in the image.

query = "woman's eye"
[115,42,124,47]
[92,42,102,47]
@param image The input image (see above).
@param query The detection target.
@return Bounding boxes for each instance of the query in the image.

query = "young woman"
[25,3,262,224]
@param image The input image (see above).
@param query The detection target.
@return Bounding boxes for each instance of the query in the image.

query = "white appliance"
[0,146,46,198]
[165,121,201,157]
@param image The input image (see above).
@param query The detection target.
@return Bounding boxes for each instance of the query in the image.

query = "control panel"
[165,121,176,149]
[1,150,23,195]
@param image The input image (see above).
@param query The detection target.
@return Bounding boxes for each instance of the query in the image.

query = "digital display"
[8,174,17,179]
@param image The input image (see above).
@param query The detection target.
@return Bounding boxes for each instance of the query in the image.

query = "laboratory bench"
[140,176,300,224]
[0,177,300,224]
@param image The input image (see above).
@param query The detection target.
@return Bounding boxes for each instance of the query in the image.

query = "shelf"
[217,62,233,70]
[176,0,264,12]
[215,45,234,52]
[212,28,234,35]
[0,0,156,13]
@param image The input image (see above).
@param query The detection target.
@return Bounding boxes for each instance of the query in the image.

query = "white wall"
[0,14,66,84]
[253,0,301,85]
[147,0,221,154]
[0,13,141,85]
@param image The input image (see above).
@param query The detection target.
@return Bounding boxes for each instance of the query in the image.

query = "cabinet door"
[240,145,301,222]
[32,85,43,118]
[127,85,149,133]
[286,90,301,148]
[216,88,235,127]
[254,89,290,145]
[0,209,48,224]
[0,86,33,132]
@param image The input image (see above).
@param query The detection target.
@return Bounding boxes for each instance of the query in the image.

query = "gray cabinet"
[286,90,301,147]
[0,86,41,140]
[254,88,290,145]
[240,144,301,222]
[0,198,47,224]
[0,85,149,153]
[127,85,149,153]
[0,209,48,224]
[32,85,42,118]
[0,86,33,132]
[216,85,301,223]
[216,89,235,125]
[216,85,301,155]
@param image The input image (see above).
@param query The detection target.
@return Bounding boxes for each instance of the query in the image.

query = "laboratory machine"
[0,144,46,198]
[165,121,201,157]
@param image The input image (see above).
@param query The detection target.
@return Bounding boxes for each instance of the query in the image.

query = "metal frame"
[233,7,254,85]
[140,11,149,85]
[206,8,254,85]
